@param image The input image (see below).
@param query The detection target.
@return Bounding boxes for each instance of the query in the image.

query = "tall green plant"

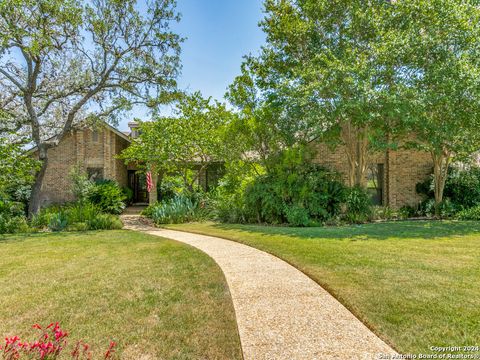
[145,196,198,224]
[0,138,39,201]
[70,167,94,204]
[88,180,127,215]
[243,147,346,225]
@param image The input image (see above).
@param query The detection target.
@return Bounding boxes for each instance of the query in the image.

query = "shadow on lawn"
[0,231,104,244]
[209,220,480,241]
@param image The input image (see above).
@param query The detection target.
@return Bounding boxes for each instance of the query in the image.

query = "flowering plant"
[1,323,117,359]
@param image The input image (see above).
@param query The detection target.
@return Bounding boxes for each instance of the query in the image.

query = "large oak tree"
[0,0,181,215]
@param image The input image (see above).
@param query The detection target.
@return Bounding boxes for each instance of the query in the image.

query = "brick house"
[32,121,224,207]
[33,121,433,208]
[31,123,131,206]
[313,143,432,208]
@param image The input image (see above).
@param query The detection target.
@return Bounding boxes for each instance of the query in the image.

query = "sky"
[118,0,266,131]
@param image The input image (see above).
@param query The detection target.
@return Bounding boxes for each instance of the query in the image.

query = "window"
[92,130,99,142]
[87,167,104,181]
[367,164,384,205]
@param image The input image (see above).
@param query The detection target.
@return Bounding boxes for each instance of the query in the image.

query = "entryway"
[127,170,148,204]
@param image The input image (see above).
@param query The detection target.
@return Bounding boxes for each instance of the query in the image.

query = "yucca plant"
[148,196,198,224]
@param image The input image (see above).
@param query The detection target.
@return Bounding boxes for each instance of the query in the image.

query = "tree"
[120,92,234,191]
[231,0,397,187]
[226,61,296,167]
[389,0,480,209]
[0,137,40,199]
[0,0,181,215]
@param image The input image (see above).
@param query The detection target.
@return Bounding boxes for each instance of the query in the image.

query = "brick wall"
[386,148,432,207]
[39,131,77,205]
[37,126,130,206]
[311,142,432,208]
[114,135,130,187]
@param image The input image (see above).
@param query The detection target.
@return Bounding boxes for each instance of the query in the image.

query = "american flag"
[146,171,153,193]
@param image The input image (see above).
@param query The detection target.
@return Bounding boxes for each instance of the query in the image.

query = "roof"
[103,122,132,143]
[26,120,131,154]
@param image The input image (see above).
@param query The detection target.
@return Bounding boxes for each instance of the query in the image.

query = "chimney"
[128,121,140,138]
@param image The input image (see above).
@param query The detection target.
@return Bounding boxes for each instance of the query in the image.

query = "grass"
[0,230,242,359]
[165,221,480,355]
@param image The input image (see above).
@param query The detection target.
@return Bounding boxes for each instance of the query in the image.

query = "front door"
[128,171,148,204]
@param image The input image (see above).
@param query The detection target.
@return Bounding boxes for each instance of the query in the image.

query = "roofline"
[104,122,132,143]
[25,121,131,154]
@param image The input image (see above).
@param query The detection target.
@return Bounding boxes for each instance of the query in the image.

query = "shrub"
[0,214,29,234]
[456,205,480,220]
[158,175,187,201]
[0,194,29,234]
[344,186,373,224]
[48,212,69,232]
[30,205,63,229]
[0,196,25,218]
[417,166,480,212]
[244,176,284,224]
[67,222,89,232]
[398,205,417,219]
[213,189,247,223]
[241,147,346,226]
[70,167,94,204]
[284,205,311,227]
[445,167,480,209]
[86,213,123,230]
[372,206,396,221]
[145,196,198,224]
[212,161,261,223]
[122,186,134,205]
[89,180,127,214]
[32,203,122,231]
[418,198,457,218]
[66,202,101,223]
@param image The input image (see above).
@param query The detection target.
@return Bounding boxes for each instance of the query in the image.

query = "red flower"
[104,341,116,359]
[32,324,42,330]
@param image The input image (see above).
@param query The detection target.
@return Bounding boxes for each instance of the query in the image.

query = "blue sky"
[119,0,266,131]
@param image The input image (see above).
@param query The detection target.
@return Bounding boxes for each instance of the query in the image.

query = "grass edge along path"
[164,220,480,356]
[0,230,243,360]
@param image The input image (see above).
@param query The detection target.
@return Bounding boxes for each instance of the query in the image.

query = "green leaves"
[0,138,40,196]
[120,92,235,187]
[0,0,83,56]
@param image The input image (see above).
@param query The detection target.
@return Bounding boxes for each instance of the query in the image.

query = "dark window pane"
[367,164,384,205]
[87,167,104,181]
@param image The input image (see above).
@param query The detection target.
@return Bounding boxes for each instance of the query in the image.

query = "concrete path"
[121,215,397,360]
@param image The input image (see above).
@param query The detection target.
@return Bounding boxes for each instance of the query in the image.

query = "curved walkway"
[122,215,396,360]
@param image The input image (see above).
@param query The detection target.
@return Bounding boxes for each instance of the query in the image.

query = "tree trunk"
[341,121,369,188]
[431,149,451,217]
[28,145,48,217]
[355,128,369,188]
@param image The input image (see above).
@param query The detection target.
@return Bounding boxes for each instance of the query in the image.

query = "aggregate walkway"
[121,214,397,360]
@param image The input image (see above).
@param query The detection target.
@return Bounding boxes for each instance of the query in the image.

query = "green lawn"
[0,230,242,359]
[165,221,480,355]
